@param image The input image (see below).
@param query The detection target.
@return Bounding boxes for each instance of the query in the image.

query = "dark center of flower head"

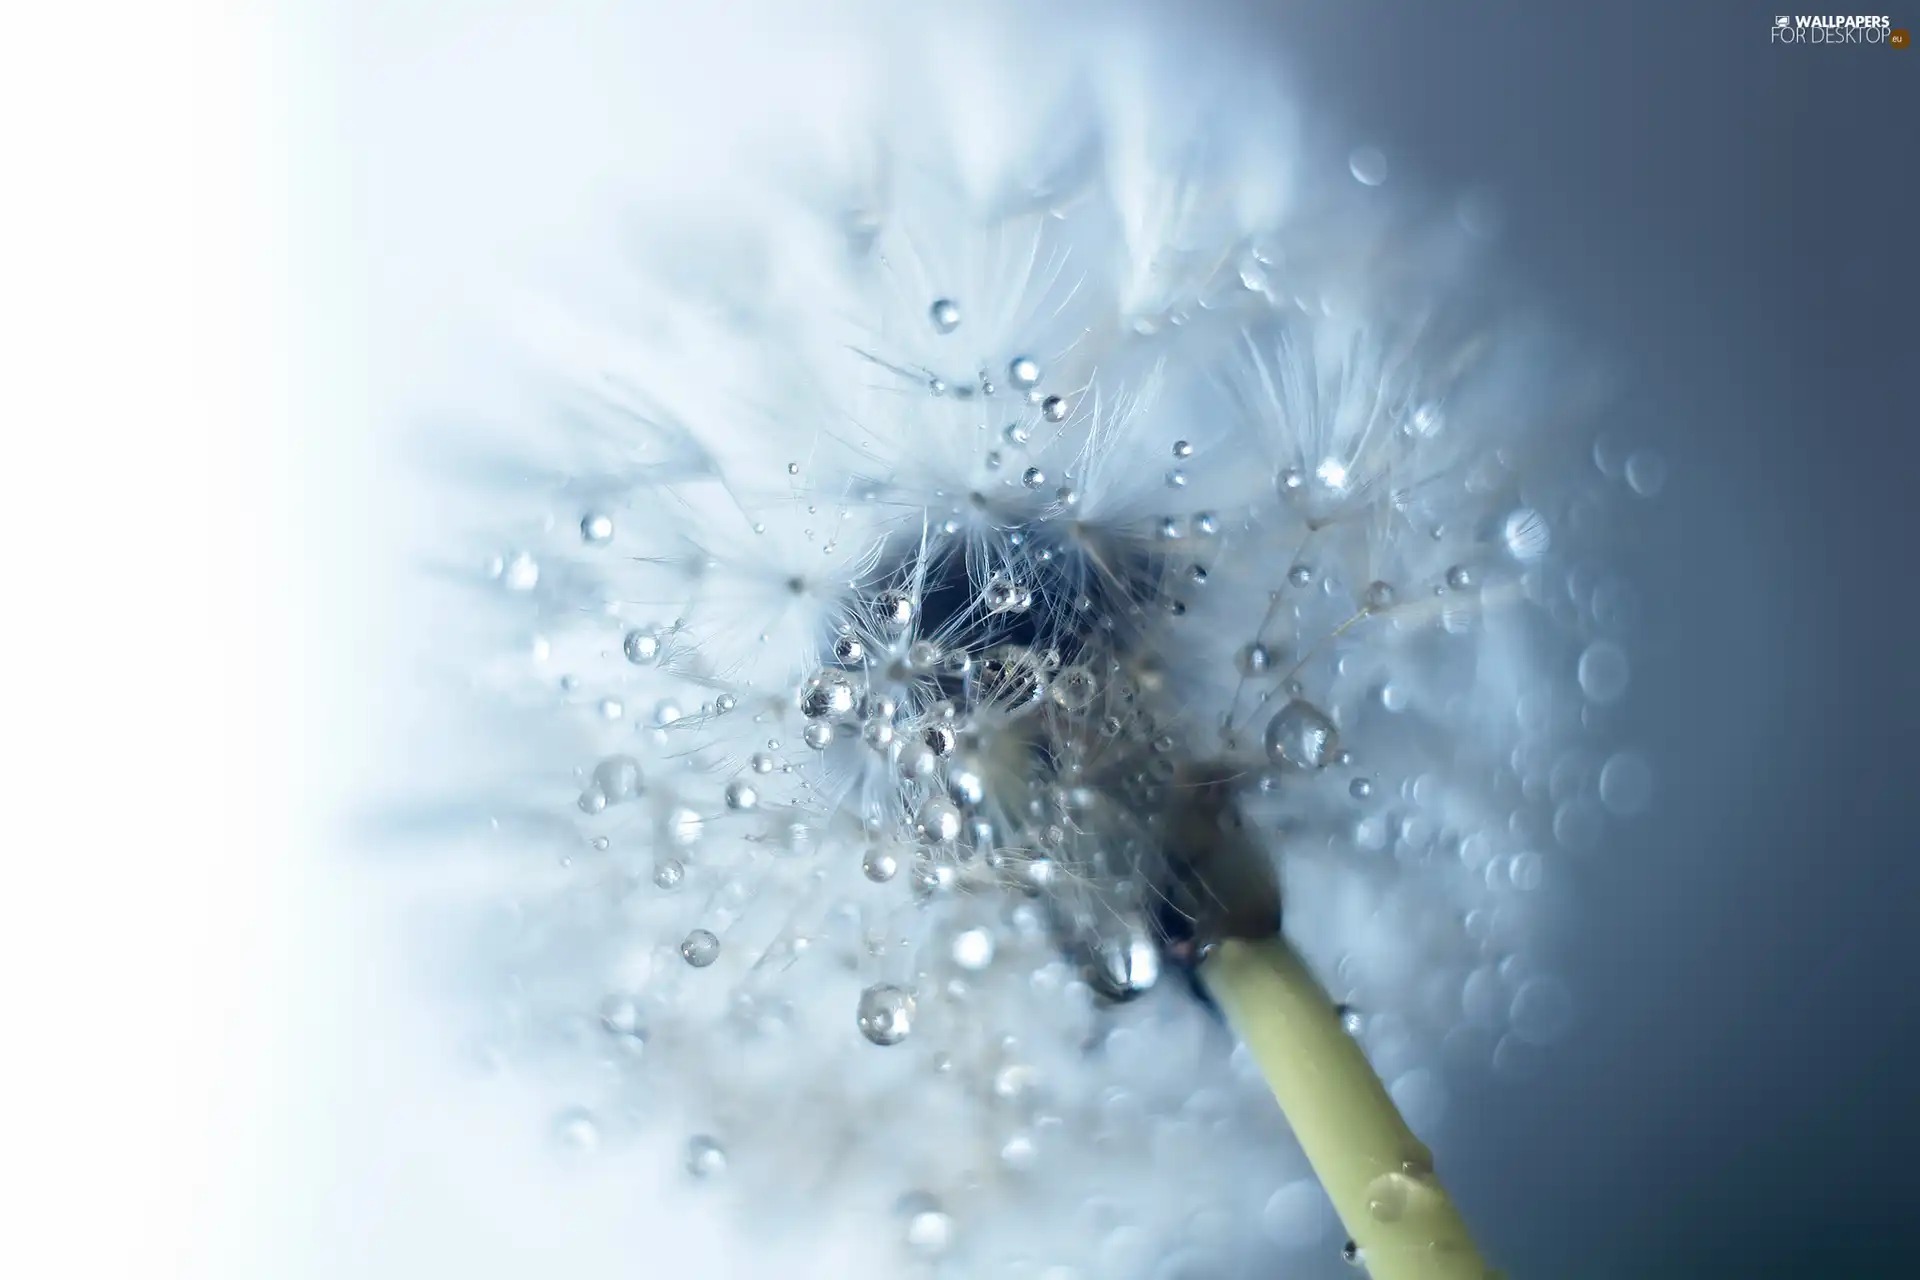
[828,510,1280,1009]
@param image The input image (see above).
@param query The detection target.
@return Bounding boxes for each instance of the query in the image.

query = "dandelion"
[419,6,1649,1276]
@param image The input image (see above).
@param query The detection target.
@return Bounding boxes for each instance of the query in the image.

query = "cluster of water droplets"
[454,132,1657,1276]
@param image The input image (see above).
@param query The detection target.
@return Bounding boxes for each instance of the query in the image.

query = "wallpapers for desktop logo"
[1771,14,1909,44]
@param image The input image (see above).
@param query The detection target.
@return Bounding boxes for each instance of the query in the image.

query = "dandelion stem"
[1200,937,1497,1280]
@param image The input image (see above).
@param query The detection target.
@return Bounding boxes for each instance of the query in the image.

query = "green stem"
[1199,938,1498,1280]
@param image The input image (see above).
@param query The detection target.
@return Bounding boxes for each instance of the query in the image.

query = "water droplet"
[1022,466,1047,489]
[1165,469,1187,488]
[577,787,607,815]
[929,298,960,333]
[621,629,660,665]
[579,513,614,544]
[667,807,703,846]
[1008,357,1041,389]
[1004,422,1031,447]
[554,1106,600,1151]
[952,927,995,970]
[1598,751,1653,816]
[1577,641,1630,703]
[1508,850,1544,890]
[1265,699,1339,770]
[1336,1004,1364,1036]
[946,761,986,807]
[1288,564,1314,588]
[800,671,857,719]
[680,929,720,968]
[1041,395,1069,423]
[1502,508,1551,560]
[724,779,758,810]
[598,697,624,720]
[862,847,899,882]
[1050,666,1098,711]
[1238,642,1274,676]
[857,983,916,1045]
[1349,777,1373,800]
[915,797,963,844]
[905,1204,953,1256]
[983,576,1030,613]
[503,552,539,591]
[685,1134,727,1178]
[1364,580,1398,611]
[1193,511,1218,536]
[1341,1239,1364,1266]
[832,635,865,665]
[750,751,774,774]
[1349,146,1388,186]
[713,693,736,714]
[1172,440,1193,458]
[877,591,915,627]
[1446,565,1475,591]
[803,722,835,750]
[653,859,684,890]
[1625,450,1667,497]
[592,755,643,802]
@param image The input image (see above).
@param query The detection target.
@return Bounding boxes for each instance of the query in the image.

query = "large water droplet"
[685,1134,727,1178]
[623,629,660,664]
[1599,751,1653,815]
[680,929,720,967]
[915,797,963,845]
[929,298,961,333]
[857,983,916,1045]
[1349,146,1388,186]
[723,779,758,810]
[800,671,857,719]
[1502,507,1551,560]
[1577,641,1630,703]
[1265,699,1339,770]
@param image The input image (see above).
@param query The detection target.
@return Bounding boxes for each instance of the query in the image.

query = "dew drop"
[951,927,995,970]
[856,983,916,1045]
[724,779,758,810]
[1008,356,1041,389]
[1446,565,1475,591]
[554,1106,600,1151]
[1288,564,1314,588]
[1265,699,1339,770]
[1349,146,1388,186]
[577,787,607,815]
[1625,450,1668,497]
[1598,751,1653,816]
[1364,580,1398,611]
[1237,642,1274,676]
[503,552,540,591]
[592,755,643,803]
[579,513,614,544]
[800,671,858,719]
[915,797,963,845]
[1022,466,1047,489]
[750,751,775,774]
[685,1134,727,1178]
[652,859,684,890]
[803,722,835,750]
[680,929,720,968]
[877,591,915,627]
[629,629,668,667]
[929,298,961,333]
[1041,395,1069,423]
[1349,777,1373,800]
[1576,641,1630,703]
[862,847,900,882]
[1172,439,1193,458]
[1502,507,1551,560]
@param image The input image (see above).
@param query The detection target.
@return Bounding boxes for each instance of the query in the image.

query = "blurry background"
[1215,2,1917,1276]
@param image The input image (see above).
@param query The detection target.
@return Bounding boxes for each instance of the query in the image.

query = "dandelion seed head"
[419,8,1647,1272]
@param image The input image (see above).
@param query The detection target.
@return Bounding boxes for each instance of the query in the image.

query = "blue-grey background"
[1222,2,1916,1276]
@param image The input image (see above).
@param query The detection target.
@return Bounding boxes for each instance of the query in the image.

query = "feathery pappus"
[395,6,1658,1276]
